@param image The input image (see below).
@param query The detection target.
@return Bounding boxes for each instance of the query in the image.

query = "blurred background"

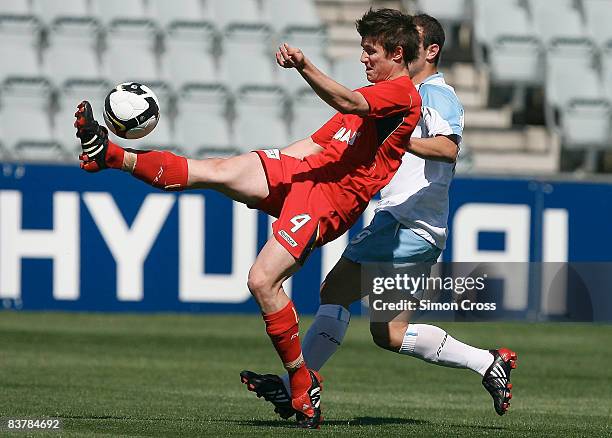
[0,0,611,319]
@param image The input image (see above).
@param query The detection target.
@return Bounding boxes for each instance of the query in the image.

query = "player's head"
[356,8,419,83]
[409,14,445,79]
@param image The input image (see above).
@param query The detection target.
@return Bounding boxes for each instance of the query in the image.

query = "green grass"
[0,312,610,437]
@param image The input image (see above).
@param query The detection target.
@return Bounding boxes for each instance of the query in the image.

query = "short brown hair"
[413,14,445,65]
[356,8,419,66]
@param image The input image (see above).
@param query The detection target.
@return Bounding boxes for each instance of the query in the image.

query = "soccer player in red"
[74,8,420,429]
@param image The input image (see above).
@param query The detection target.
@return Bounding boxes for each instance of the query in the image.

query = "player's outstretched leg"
[75,101,268,205]
[76,100,189,189]
[482,348,518,415]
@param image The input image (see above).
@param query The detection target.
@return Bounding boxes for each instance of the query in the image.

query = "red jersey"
[306,75,421,221]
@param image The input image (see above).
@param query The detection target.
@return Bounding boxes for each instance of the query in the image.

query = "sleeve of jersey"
[355,80,415,119]
[420,85,464,138]
[311,112,343,148]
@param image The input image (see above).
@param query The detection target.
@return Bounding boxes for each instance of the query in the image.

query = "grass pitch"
[0,312,610,437]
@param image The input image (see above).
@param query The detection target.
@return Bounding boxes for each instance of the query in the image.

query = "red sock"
[107,141,189,191]
[104,140,125,169]
[263,301,311,397]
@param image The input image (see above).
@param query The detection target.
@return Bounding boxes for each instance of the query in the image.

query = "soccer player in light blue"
[242,13,517,418]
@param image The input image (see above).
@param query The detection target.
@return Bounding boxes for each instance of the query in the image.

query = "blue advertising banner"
[1,163,611,319]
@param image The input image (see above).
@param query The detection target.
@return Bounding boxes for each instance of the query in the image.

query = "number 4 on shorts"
[290,214,311,233]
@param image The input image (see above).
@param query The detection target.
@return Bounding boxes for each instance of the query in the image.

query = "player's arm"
[281,136,324,159]
[407,135,459,163]
[276,43,369,116]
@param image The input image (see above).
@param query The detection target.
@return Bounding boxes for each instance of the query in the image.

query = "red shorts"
[252,149,352,261]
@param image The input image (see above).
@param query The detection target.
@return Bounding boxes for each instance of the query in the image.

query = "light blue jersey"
[377,73,463,250]
[343,73,463,264]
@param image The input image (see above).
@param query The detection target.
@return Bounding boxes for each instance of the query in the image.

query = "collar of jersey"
[418,72,444,88]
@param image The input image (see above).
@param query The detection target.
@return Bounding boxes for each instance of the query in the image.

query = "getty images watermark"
[361,262,612,323]
[371,272,496,312]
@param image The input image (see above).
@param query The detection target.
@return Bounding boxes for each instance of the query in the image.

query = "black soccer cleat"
[482,348,518,416]
[75,100,110,172]
[292,369,323,429]
[240,370,296,419]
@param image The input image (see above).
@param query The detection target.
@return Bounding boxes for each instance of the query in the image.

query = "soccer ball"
[103,82,160,139]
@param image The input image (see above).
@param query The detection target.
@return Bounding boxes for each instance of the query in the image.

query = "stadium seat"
[220,24,276,90]
[473,0,543,84]
[0,78,58,159]
[263,0,321,32]
[175,83,233,155]
[162,21,217,88]
[91,0,148,24]
[124,82,176,151]
[280,26,331,93]
[583,0,612,47]
[14,141,69,162]
[44,18,102,86]
[1,0,31,15]
[411,0,469,23]
[545,40,609,147]
[104,19,160,85]
[603,42,612,102]
[546,39,600,107]
[562,99,611,148]
[55,79,109,153]
[234,85,289,152]
[0,16,41,81]
[149,0,211,26]
[209,0,262,28]
[291,87,335,139]
[528,0,585,43]
[334,55,368,91]
[31,0,90,23]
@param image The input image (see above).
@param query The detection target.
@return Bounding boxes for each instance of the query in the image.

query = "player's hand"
[276,43,305,70]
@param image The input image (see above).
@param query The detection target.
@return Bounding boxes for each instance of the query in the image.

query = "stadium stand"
[220,23,277,90]
[209,0,263,28]
[0,0,610,172]
[0,16,41,82]
[545,39,609,147]
[91,0,149,25]
[604,43,612,101]
[31,0,90,24]
[104,19,160,85]
[0,78,60,161]
[234,85,289,152]
[263,0,322,31]
[292,87,336,139]
[44,18,103,86]
[528,0,586,43]
[2,0,31,15]
[411,0,469,24]
[149,0,211,27]
[162,21,218,87]
[175,83,232,155]
[473,0,543,85]
[583,0,612,47]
